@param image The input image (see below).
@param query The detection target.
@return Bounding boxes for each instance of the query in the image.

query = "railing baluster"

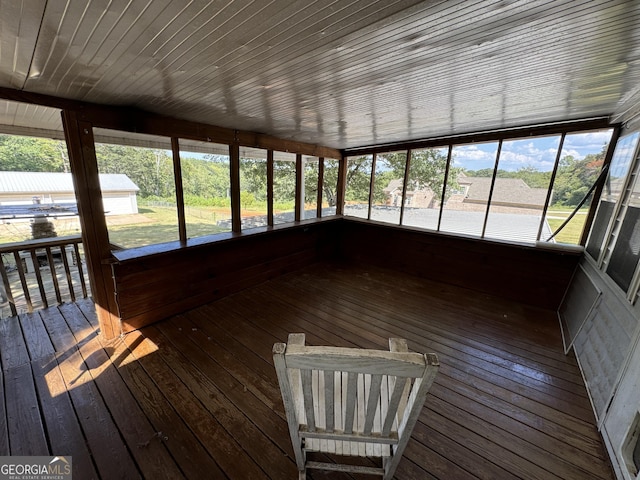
[0,235,90,318]
[45,247,63,304]
[0,254,17,317]
[12,251,33,313]
[72,243,88,298]
[59,245,76,302]
[29,249,49,309]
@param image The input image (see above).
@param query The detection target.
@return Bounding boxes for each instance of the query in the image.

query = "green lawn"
[545,209,587,245]
[107,205,232,249]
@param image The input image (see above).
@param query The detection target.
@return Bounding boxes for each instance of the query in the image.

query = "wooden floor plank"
[41,307,142,480]
[0,366,8,456]
[0,261,614,480]
[0,315,48,455]
[20,311,99,479]
[104,334,227,480]
[149,321,296,480]
[60,303,185,480]
[121,328,270,480]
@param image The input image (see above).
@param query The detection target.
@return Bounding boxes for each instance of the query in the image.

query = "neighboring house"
[384,173,548,212]
[0,171,139,217]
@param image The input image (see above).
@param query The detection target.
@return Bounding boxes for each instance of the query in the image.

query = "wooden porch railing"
[0,235,90,318]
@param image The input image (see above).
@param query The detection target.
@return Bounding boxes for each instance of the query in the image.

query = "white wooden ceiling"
[0,0,639,149]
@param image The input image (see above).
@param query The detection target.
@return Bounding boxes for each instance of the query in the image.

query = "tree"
[381,149,457,203]
[344,156,374,203]
[95,143,175,198]
[0,135,67,171]
[553,152,604,206]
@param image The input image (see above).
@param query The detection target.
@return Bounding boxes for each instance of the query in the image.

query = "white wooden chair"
[273,333,439,479]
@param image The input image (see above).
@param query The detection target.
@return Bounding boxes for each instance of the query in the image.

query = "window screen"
[607,207,640,292]
[586,201,615,259]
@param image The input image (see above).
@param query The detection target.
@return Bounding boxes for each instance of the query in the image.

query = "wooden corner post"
[61,110,121,339]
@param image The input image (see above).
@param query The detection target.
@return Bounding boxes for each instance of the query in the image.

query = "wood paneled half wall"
[110,218,582,334]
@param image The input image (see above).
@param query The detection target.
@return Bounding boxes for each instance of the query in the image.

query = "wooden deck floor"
[0,261,614,479]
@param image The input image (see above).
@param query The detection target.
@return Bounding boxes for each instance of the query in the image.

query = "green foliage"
[345,156,373,202]
[0,135,68,172]
[181,156,230,199]
[240,190,256,207]
[95,143,176,198]
[239,157,267,200]
[552,152,604,206]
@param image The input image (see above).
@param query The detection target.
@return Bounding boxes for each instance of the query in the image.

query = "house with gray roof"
[0,171,139,218]
[384,173,548,213]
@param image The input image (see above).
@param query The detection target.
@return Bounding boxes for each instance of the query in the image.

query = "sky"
[450,129,614,172]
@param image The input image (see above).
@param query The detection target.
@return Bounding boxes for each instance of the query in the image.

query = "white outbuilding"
[0,171,139,217]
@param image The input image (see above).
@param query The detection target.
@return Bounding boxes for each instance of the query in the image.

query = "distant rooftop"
[0,171,139,194]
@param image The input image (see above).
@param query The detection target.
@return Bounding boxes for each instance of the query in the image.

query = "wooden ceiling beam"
[344,117,615,156]
[0,86,342,159]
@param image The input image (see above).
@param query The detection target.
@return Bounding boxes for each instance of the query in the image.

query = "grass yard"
[546,209,588,245]
[107,205,232,249]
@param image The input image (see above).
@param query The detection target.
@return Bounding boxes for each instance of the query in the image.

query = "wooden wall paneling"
[112,220,342,332]
[338,220,581,310]
[61,110,121,339]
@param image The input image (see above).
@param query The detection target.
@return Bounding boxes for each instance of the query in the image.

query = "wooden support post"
[267,150,274,227]
[295,154,303,222]
[317,157,324,218]
[171,137,187,242]
[61,110,121,339]
[336,155,347,216]
[230,143,242,233]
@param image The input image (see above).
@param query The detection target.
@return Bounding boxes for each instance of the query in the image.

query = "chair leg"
[298,469,306,480]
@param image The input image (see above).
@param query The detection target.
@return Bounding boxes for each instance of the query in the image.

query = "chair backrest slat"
[343,371,359,434]
[324,370,335,432]
[301,368,316,432]
[363,374,384,435]
[284,345,426,377]
[382,374,409,436]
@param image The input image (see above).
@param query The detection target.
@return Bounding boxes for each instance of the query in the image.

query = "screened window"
[484,136,559,243]
[344,127,614,246]
[239,147,268,230]
[322,158,340,216]
[273,152,297,225]
[606,146,640,293]
[586,132,640,261]
[400,148,448,231]
[440,143,497,237]
[344,155,373,219]
[93,129,178,249]
[371,151,406,224]
[545,131,612,244]
[303,157,320,220]
[179,140,232,238]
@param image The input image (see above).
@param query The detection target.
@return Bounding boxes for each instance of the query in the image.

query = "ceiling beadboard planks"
[0,0,639,148]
